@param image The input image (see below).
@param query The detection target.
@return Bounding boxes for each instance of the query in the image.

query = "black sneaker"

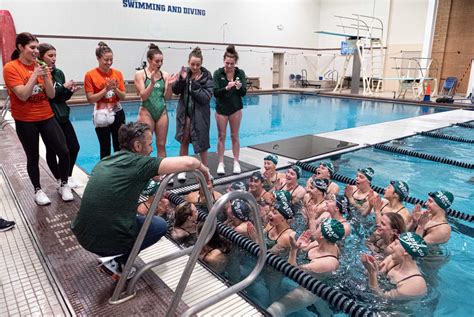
[0,218,15,232]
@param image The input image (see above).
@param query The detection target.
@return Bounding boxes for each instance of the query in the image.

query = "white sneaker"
[233,161,241,174]
[58,184,74,202]
[177,172,186,181]
[98,258,136,281]
[35,189,51,206]
[217,162,225,175]
[67,177,80,188]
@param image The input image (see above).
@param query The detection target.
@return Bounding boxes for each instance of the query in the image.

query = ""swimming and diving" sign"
[122,1,206,16]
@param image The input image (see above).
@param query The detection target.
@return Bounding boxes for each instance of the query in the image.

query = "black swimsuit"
[422,222,450,238]
[352,188,369,206]
[266,227,291,249]
[263,173,279,191]
[381,204,406,215]
[396,274,424,285]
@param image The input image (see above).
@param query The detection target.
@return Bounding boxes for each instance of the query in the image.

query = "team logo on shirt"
[32,84,43,95]
[105,90,115,99]
[154,82,161,88]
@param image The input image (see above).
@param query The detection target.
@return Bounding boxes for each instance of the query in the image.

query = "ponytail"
[95,41,112,58]
[11,32,38,61]
[146,43,163,60]
[189,46,203,62]
[223,45,238,62]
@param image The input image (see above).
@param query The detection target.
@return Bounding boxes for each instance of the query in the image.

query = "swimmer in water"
[361,232,428,300]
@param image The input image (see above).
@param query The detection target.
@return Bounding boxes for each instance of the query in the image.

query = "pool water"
[385,135,474,164]
[212,145,473,316]
[69,93,447,173]
[437,125,474,140]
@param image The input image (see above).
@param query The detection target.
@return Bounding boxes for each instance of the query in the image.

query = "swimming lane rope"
[373,143,474,169]
[167,193,375,317]
[456,122,474,129]
[420,131,474,144]
[295,161,473,223]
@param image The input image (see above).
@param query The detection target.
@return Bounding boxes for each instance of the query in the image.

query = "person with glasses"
[71,121,210,279]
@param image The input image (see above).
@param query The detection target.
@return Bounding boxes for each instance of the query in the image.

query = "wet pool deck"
[1,99,473,316]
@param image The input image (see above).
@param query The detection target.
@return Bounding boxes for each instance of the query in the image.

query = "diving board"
[316,30,380,41]
[316,14,385,95]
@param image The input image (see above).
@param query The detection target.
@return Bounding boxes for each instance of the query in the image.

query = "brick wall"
[431,0,474,94]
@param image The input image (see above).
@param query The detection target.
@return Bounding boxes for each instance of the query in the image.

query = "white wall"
[0,0,321,88]
[0,0,432,91]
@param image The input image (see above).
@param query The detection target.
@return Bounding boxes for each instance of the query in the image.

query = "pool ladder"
[108,170,267,317]
[0,95,10,129]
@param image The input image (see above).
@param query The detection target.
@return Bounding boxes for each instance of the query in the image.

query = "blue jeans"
[114,215,168,265]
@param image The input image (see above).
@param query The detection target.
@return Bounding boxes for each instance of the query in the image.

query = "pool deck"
[1,98,474,315]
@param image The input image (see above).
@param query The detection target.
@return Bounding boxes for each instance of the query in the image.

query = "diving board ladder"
[108,170,267,317]
[318,14,385,95]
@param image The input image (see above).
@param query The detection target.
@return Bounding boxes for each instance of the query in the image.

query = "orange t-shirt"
[84,68,125,105]
[3,59,54,122]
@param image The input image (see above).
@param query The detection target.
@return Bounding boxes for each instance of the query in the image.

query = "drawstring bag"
[93,107,115,127]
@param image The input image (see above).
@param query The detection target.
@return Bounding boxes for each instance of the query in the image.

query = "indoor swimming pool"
[69,93,448,173]
[194,133,473,316]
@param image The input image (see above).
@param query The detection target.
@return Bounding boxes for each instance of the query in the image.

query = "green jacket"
[50,67,73,123]
[213,67,247,115]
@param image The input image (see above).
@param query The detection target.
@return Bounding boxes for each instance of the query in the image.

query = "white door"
[273,53,282,88]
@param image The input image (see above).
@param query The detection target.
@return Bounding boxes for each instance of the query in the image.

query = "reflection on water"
[71,93,447,174]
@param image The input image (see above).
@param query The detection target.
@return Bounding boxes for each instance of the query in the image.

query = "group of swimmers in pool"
[3,31,455,315]
[2,32,247,206]
[147,154,454,315]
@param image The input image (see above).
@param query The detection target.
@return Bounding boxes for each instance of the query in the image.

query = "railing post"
[166,191,267,317]
[109,173,175,304]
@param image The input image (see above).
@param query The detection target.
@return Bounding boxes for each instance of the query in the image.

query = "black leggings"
[15,117,70,190]
[45,119,80,179]
[95,109,125,159]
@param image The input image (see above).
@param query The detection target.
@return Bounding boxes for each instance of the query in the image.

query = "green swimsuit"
[142,69,166,121]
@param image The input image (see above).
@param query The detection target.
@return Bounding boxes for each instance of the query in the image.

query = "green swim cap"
[320,162,335,177]
[274,199,293,220]
[399,232,428,258]
[311,178,329,192]
[231,199,251,222]
[321,218,345,243]
[290,165,302,179]
[390,180,409,200]
[141,179,160,196]
[428,191,454,211]
[358,167,375,182]
[274,190,292,203]
[264,154,278,165]
[229,181,248,191]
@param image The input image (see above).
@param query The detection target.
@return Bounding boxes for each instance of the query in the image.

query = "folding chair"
[440,77,457,97]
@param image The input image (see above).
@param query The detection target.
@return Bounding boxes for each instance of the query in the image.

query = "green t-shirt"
[71,151,162,254]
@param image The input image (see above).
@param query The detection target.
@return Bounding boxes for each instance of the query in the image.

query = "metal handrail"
[1,96,10,129]
[166,191,267,317]
[109,169,215,304]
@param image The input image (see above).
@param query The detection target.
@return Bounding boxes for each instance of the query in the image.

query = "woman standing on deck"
[135,44,178,158]
[172,47,213,180]
[3,32,72,205]
[38,43,81,189]
[213,45,247,175]
[84,42,126,159]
